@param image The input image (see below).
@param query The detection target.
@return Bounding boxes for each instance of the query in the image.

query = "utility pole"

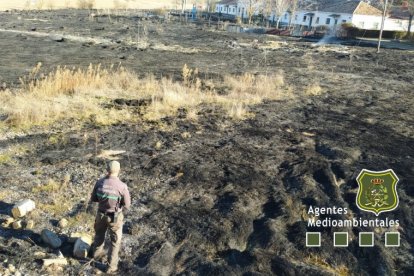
[377,0,389,53]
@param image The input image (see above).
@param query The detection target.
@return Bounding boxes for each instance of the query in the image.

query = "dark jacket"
[91,176,131,213]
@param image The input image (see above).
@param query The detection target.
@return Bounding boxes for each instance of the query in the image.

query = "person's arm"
[90,180,100,203]
[86,180,99,214]
[122,185,131,211]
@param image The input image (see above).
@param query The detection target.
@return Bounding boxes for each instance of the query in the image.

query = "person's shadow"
[0,200,13,215]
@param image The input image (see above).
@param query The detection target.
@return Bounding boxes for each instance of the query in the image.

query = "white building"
[277,1,414,32]
[216,0,239,15]
[216,0,414,33]
[215,0,257,19]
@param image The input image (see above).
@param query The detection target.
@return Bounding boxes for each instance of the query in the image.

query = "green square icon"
[385,232,400,247]
[306,232,321,247]
[334,232,348,247]
[359,232,374,247]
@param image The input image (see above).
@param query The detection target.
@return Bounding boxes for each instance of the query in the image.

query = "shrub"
[0,154,11,165]
[405,33,414,40]
[113,0,128,10]
[305,83,323,96]
[342,27,412,40]
[315,25,330,32]
[77,0,95,9]
[35,0,44,9]
[152,8,167,16]
[393,31,406,40]
[46,0,54,10]
[341,23,359,38]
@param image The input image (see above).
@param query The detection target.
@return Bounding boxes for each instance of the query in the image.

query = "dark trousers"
[92,211,124,271]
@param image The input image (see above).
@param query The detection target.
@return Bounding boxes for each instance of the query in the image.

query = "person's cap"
[107,161,121,174]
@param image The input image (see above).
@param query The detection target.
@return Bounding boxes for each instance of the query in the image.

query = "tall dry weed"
[77,0,95,9]
[224,71,285,103]
[1,64,289,130]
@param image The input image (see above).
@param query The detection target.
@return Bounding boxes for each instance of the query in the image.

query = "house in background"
[215,0,414,33]
[215,0,240,16]
[387,6,414,34]
[277,1,414,33]
[215,0,256,21]
[282,1,368,30]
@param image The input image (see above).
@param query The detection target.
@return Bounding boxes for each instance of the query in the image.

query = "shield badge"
[356,169,399,216]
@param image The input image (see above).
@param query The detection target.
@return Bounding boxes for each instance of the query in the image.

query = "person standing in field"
[89,160,131,273]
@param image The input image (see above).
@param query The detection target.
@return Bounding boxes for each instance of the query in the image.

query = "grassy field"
[0,0,190,10]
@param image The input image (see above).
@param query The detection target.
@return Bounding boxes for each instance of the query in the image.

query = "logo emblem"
[356,169,399,216]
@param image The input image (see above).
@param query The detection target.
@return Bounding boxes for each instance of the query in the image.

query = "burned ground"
[0,9,414,276]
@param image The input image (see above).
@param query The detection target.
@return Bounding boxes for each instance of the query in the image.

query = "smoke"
[316,33,335,45]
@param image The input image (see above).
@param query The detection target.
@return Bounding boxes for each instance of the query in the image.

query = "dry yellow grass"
[0,64,289,131]
[225,72,285,101]
[305,83,323,96]
[0,191,7,201]
[32,179,61,193]
[2,63,139,128]
[0,154,12,165]
[0,0,187,11]
[77,0,95,9]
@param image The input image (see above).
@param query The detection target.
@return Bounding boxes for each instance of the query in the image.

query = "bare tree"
[262,0,274,26]
[288,0,298,28]
[378,0,389,53]
[204,0,219,13]
[181,0,187,13]
[273,0,290,29]
[239,0,262,25]
[206,0,212,13]
[398,0,414,35]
